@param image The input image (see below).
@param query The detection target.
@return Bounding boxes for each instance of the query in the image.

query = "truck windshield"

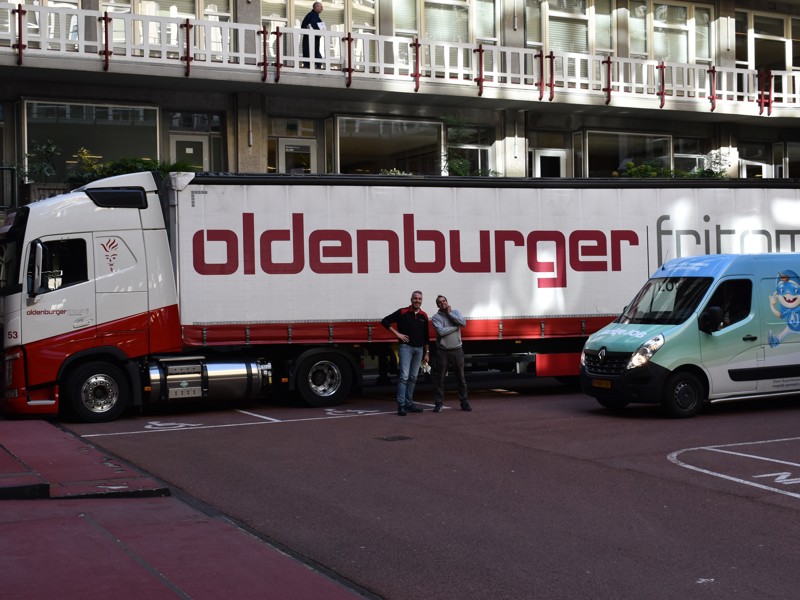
[616,276,713,325]
[0,209,28,296]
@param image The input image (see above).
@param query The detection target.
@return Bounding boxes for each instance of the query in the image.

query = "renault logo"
[598,348,607,364]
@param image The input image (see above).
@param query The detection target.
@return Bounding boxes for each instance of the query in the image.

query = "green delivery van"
[580,253,800,417]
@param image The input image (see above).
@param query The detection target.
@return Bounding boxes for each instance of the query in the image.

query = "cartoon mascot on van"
[768,270,800,347]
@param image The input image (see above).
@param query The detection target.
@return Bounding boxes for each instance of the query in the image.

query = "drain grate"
[376,435,413,442]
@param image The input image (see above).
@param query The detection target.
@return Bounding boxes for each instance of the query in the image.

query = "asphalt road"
[64,379,800,600]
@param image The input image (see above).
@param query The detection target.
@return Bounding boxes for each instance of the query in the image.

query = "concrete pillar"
[234,94,268,173]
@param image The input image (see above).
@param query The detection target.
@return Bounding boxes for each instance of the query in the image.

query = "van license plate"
[591,379,612,389]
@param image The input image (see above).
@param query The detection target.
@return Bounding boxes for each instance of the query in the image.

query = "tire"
[661,371,704,418]
[296,353,352,407]
[596,397,629,411]
[65,361,130,423]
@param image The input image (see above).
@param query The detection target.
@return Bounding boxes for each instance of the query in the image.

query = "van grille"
[583,350,629,377]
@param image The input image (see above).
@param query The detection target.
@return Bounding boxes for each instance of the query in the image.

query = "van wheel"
[296,353,352,407]
[65,361,130,423]
[597,397,628,411]
[661,372,704,418]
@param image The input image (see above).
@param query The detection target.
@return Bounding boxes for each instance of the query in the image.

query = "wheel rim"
[79,374,120,414]
[673,380,698,412]
[306,360,342,398]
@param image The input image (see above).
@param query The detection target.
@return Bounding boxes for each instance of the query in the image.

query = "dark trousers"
[434,346,468,405]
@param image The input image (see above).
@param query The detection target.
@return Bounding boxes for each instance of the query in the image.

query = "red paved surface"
[0,420,368,599]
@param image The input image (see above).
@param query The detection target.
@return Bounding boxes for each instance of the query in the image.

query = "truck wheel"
[65,361,130,423]
[296,353,352,407]
[596,397,628,411]
[661,371,704,418]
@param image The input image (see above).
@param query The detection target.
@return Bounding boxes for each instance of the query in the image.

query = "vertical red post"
[98,12,113,72]
[473,44,484,96]
[180,18,193,77]
[601,56,612,105]
[257,25,268,82]
[344,33,354,88]
[546,51,555,101]
[12,4,27,66]
[707,65,717,112]
[411,37,421,92]
[534,52,544,100]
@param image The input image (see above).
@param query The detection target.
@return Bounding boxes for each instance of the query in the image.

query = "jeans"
[434,346,468,405]
[396,344,424,407]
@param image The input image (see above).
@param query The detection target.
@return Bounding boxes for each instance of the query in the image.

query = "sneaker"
[397,407,407,416]
[460,402,472,412]
[406,404,423,413]
[433,404,442,413]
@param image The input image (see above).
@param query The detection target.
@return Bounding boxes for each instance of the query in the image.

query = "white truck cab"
[580,253,800,417]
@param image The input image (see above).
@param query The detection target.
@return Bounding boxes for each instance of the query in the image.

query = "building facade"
[1,0,800,204]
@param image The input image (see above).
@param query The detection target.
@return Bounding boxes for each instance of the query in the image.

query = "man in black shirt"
[381,290,430,416]
[301,2,325,68]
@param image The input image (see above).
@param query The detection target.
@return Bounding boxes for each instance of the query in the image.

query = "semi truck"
[1,172,799,422]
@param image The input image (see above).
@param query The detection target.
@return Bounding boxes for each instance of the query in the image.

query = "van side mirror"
[699,306,722,334]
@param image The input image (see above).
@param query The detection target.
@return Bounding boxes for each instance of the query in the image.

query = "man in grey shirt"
[431,295,471,413]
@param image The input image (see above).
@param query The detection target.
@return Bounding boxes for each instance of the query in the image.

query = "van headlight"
[627,334,665,369]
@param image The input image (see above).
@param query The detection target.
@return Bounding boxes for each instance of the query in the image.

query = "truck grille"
[583,350,629,377]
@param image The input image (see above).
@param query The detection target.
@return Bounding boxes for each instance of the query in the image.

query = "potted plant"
[20,140,70,203]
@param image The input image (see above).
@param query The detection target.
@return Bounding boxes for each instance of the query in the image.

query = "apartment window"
[585,131,670,178]
[262,0,287,27]
[737,11,791,73]
[788,143,800,178]
[630,1,713,63]
[391,0,495,44]
[524,0,611,54]
[793,19,800,72]
[550,0,589,54]
[24,101,158,183]
[673,137,707,173]
[446,123,493,176]
[337,117,442,175]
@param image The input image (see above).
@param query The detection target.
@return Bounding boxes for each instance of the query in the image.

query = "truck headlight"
[627,334,664,370]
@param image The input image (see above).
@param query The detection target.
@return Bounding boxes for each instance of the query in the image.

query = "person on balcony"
[301,2,325,69]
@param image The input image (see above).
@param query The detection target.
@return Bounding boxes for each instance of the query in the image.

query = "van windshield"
[616,276,713,325]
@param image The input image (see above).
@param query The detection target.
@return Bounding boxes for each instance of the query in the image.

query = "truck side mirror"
[698,306,722,334]
[27,240,43,298]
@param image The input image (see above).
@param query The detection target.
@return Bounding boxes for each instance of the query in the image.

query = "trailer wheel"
[65,361,130,423]
[596,397,628,411]
[296,353,352,407]
[661,371,704,418]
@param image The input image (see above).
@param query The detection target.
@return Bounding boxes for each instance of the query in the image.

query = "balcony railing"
[1,2,795,117]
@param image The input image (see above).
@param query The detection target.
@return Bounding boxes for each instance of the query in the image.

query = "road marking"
[236,409,282,422]
[81,408,395,438]
[669,436,800,500]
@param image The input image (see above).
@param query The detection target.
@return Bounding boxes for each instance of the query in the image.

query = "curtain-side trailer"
[2,172,799,422]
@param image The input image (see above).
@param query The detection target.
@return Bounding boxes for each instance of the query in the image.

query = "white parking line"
[236,409,282,422]
[80,408,394,438]
[668,436,800,500]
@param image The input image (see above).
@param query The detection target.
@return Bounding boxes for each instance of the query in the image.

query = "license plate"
[591,379,612,389]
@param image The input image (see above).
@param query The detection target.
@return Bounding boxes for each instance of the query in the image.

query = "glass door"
[171,135,208,170]
[531,149,567,177]
[278,139,317,174]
